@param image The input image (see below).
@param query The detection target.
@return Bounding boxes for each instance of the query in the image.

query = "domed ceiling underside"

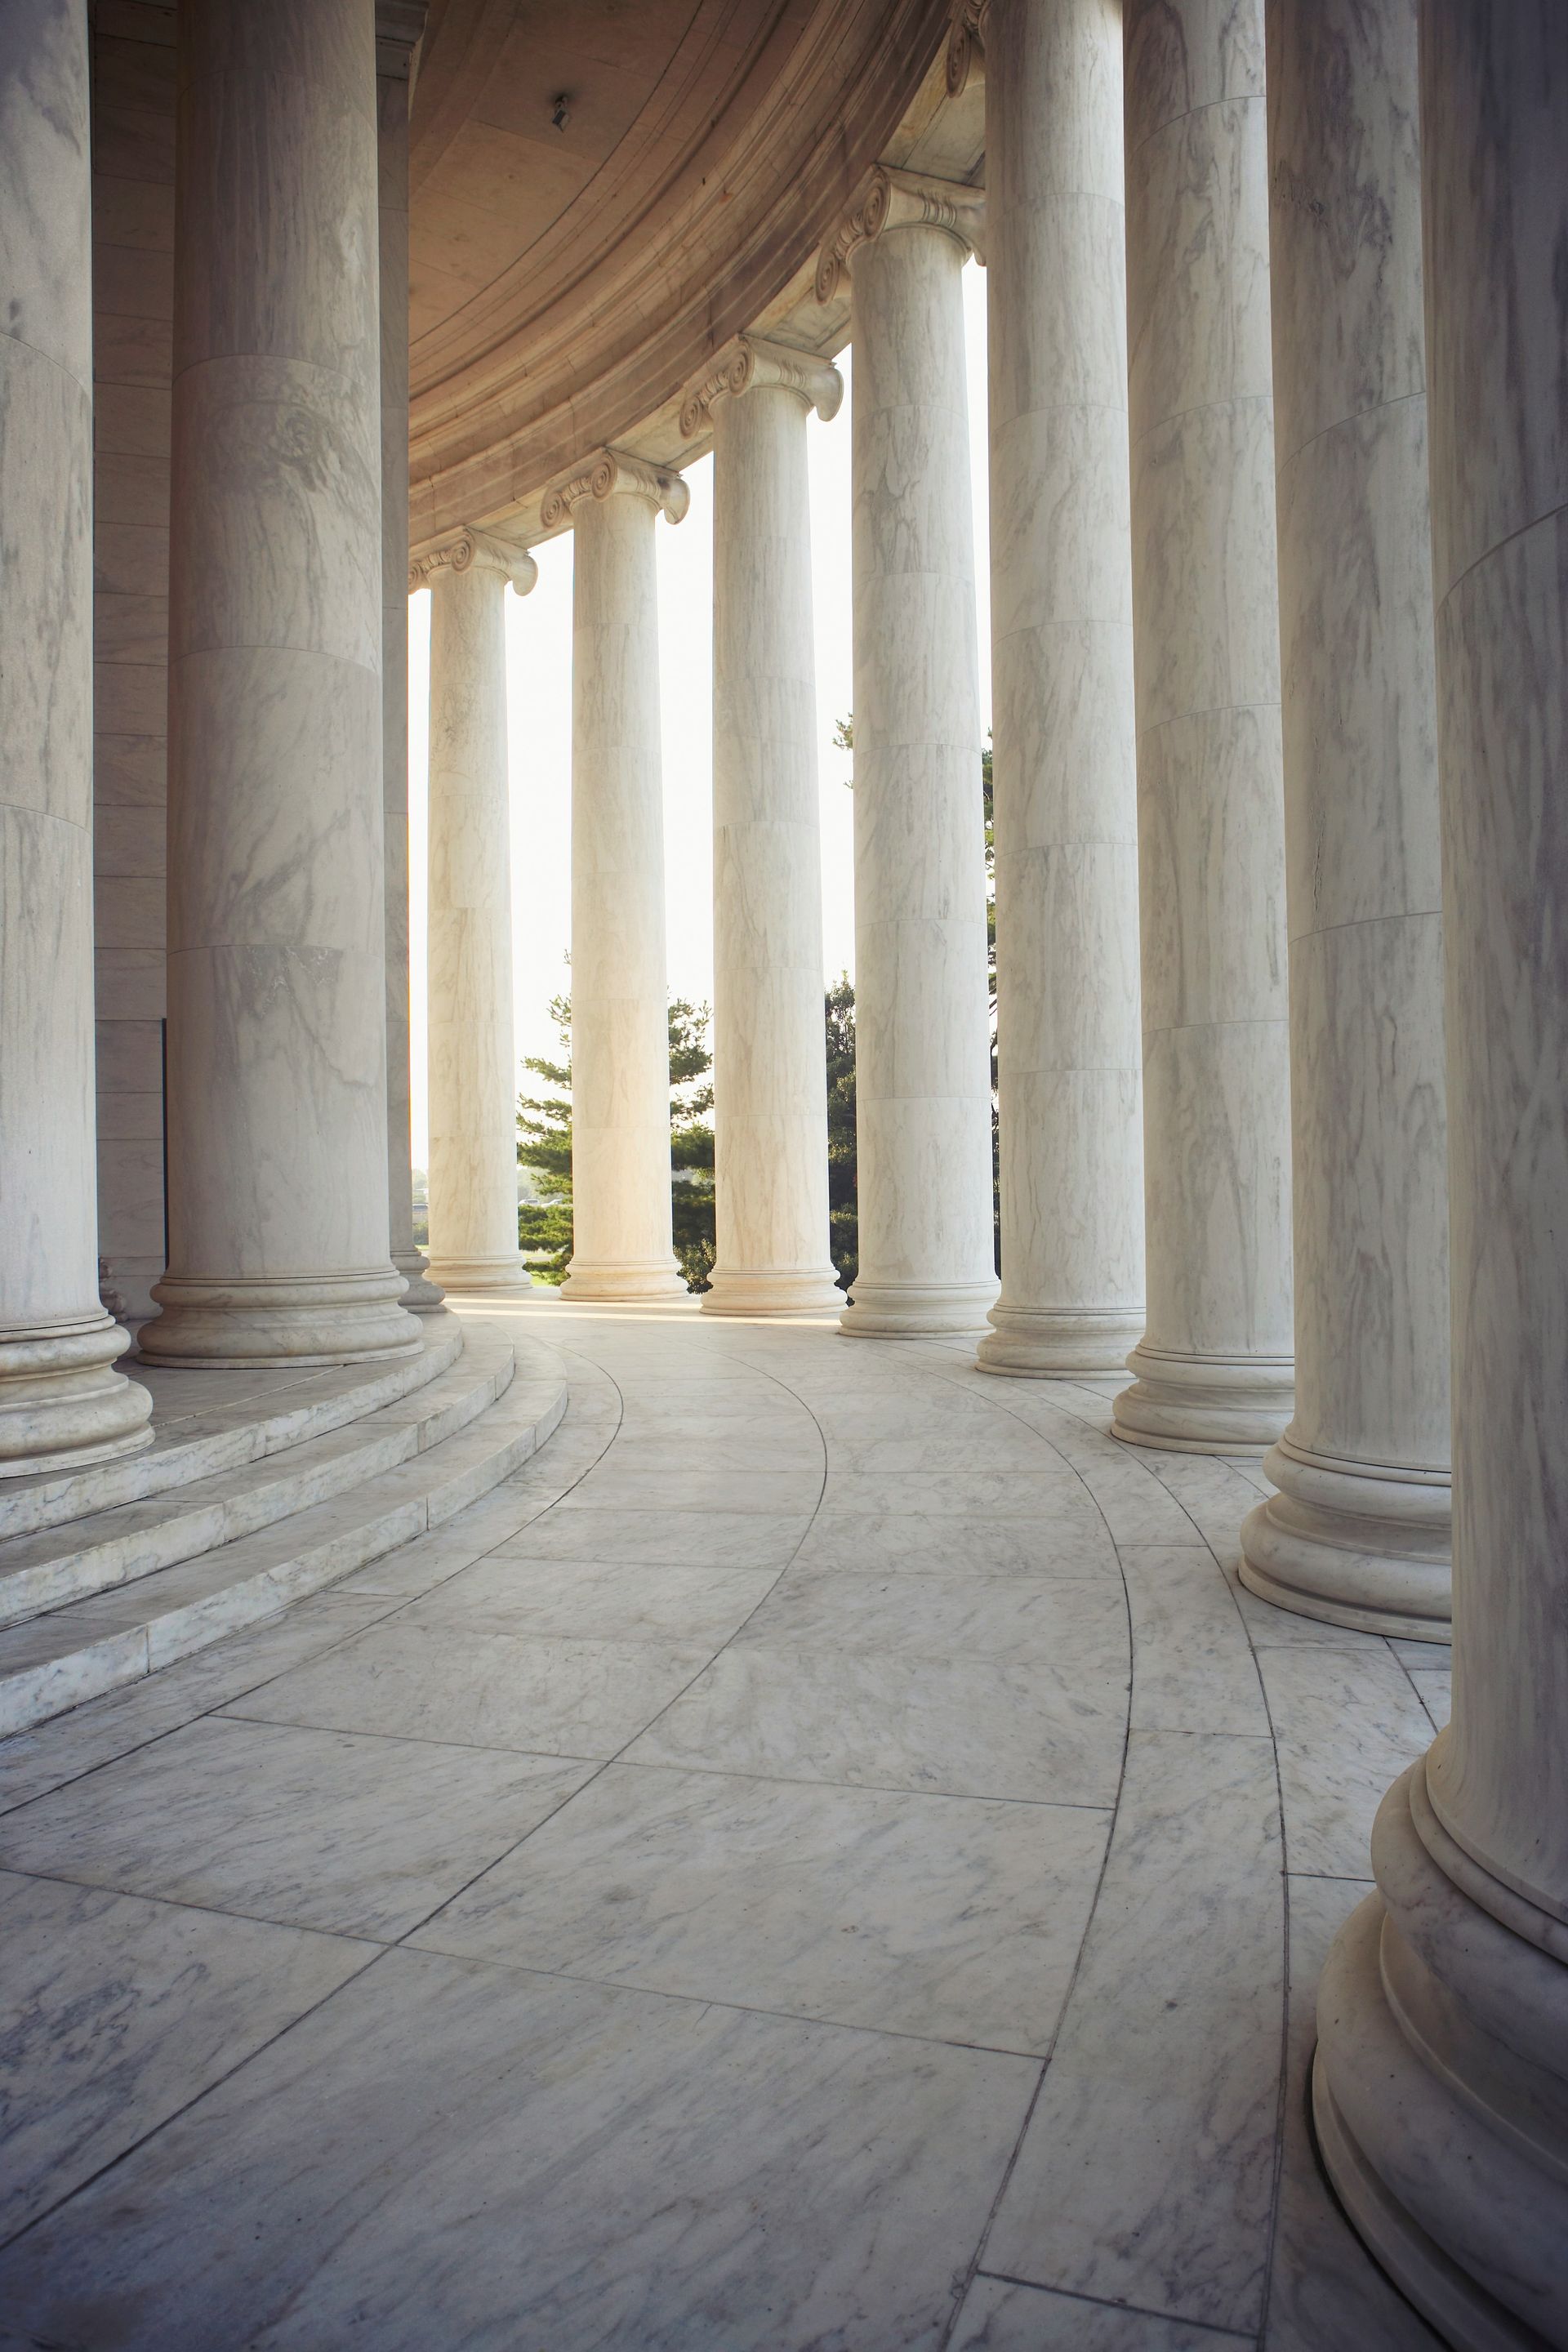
[406,0,982,552]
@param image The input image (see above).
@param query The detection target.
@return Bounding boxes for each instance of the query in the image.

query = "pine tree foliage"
[824,976,858,1288]
[515,996,717,1290]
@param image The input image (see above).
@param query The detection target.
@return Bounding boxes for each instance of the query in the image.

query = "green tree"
[825,975,858,1289]
[515,995,717,1291]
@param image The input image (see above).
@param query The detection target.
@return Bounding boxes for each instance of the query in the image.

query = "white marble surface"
[0,1294,1490,2341]
[843,215,998,1335]
[139,0,417,1368]
[559,466,687,1298]
[978,0,1147,1379]
[1241,0,1450,1636]
[0,0,152,1472]
[701,361,841,1314]
[425,541,531,1289]
[1116,0,1294,1454]
[377,66,440,1312]
[1313,16,1568,2342]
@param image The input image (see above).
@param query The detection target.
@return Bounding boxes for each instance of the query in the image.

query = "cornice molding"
[945,0,987,98]
[408,523,537,595]
[814,164,986,304]
[538,448,691,532]
[679,334,844,440]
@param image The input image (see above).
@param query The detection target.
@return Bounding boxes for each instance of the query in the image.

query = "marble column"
[542,450,688,1302]
[819,170,999,1338]
[416,528,536,1291]
[973,0,1147,1379]
[1111,0,1294,1454]
[139,0,419,1369]
[680,337,843,1317]
[377,16,442,1312]
[1314,11,1568,2336]
[1239,0,1450,1637]
[0,0,152,1472]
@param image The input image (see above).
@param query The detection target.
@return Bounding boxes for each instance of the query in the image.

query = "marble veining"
[0,1296,1486,2341]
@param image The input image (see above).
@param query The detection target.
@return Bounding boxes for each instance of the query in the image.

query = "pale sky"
[408,261,989,1163]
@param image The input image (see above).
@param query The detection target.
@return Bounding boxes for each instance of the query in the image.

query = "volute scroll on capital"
[539,447,691,532]
[408,525,537,597]
[679,336,844,440]
[815,164,987,305]
[945,0,987,99]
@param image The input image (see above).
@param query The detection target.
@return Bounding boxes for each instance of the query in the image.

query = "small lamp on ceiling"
[550,93,570,132]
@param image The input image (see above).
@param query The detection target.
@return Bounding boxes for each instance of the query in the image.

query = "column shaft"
[1313,9,1568,2341]
[841,216,998,1337]
[553,457,687,1301]
[0,0,151,1470]
[1112,0,1294,1453]
[1240,0,1450,1637]
[976,0,1147,1379]
[697,350,841,1316]
[424,539,532,1290]
[377,55,441,1311]
[140,0,417,1368]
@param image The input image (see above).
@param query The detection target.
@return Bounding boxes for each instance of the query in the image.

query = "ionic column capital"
[815,165,987,305]
[946,0,987,98]
[679,335,843,440]
[540,447,690,531]
[408,524,537,596]
[375,0,426,78]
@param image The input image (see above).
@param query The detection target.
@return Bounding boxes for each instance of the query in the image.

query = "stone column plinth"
[1313,11,1568,2341]
[681,337,844,1317]
[377,19,441,1312]
[139,0,419,1369]
[822,170,999,1338]
[0,0,152,1471]
[416,528,536,1291]
[1111,0,1294,1454]
[973,0,1147,1379]
[544,450,688,1302]
[1239,0,1450,1639]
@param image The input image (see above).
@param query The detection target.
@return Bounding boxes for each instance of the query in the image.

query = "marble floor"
[0,1297,1450,2350]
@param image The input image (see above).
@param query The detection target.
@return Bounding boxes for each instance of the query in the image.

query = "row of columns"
[5,0,1565,2329]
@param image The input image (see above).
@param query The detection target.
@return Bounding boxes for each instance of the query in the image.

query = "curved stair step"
[0,1337,567,1737]
[0,1316,470,1544]
[0,1339,516,1632]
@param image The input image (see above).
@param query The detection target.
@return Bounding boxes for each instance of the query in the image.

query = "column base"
[1111,1343,1294,1454]
[701,1264,844,1316]
[394,1250,446,1312]
[1239,1432,1450,1641]
[976,1306,1147,1378]
[137,1269,423,1368]
[1314,1760,1568,2352]
[839,1276,1000,1338]
[0,1314,154,1478]
[423,1253,532,1294]
[559,1258,689,1302]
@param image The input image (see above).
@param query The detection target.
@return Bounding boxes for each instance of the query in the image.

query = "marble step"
[0,1339,517,1633]
[0,1343,568,1738]
[0,1315,469,1546]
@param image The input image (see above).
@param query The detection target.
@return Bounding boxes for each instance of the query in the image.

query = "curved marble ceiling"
[406,0,973,548]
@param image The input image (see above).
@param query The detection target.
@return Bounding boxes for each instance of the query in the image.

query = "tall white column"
[0,0,152,1471]
[1314,11,1568,2338]
[680,337,843,1318]
[1111,0,1294,1454]
[140,0,418,1369]
[820,170,999,1339]
[1240,0,1450,1638]
[417,528,536,1291]
[543,450,688,1302]
[973,0,1147,1379]
[377,19,441,1312]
